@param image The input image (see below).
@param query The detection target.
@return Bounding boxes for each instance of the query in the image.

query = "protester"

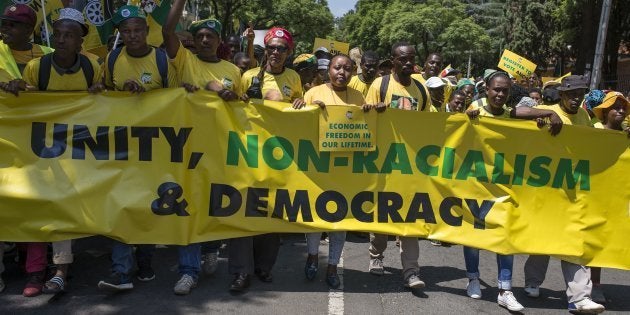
[425,76,447,111]
[96,5,178,292]
[348,50,379,97]
[446,89,467,113]
[456,78,476,106]
[529,88,543,105]
[233,52,251,74]
[363,42,429,290]
[316,58,330,84]
[593,91,629,133]
[377,59,392,77]
[225,34,241,61]
[241,27,304,106]
[292,53,318,92]
[522,75,606,314]
[583,89,606,128]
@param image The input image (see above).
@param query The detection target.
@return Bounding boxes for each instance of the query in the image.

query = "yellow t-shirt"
[104,47,178,91]
[347,75,371,97]
[535,104,592,127]
[23,54,103,91]
[467,98,511,118]
[171,43,241,92]
[365,76,430,111]
[412,73,453,111]
[11,45,47,74]
[0,68,12,82]
[303,83,365,106]
[241,67,303,102]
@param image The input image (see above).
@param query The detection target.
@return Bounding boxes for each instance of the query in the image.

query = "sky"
[328,0,358,17]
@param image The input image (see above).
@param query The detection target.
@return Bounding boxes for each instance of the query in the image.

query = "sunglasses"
[266,45,288,53]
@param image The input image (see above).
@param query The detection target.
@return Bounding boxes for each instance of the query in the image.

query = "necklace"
[328,84,348,105]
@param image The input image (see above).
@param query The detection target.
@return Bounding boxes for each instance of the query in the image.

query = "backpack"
[38,53,94,91]
[379,74,428,111]
[107,46,169,88]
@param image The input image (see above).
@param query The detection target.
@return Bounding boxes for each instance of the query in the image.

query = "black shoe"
[137,265,155,282]
[98,272,133,291]
[254,269,273,282]
[229,273,250,292]
[326,273,341,289]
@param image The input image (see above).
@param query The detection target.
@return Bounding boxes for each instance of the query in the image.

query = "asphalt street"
[1,234,629,314]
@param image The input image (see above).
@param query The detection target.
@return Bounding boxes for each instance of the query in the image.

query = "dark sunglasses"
[266,45,288,53]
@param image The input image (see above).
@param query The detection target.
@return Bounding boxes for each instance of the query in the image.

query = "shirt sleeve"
[365,77,382,104]
[22,59,39,89]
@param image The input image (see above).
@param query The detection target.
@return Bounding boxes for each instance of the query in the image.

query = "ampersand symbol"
[151,182,189,216]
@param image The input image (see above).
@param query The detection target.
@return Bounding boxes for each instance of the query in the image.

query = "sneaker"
[498,291,525,312]
[466,278,481,299]
[568,298,605,314]
[174,274,197,295]
[23,271,45,297]
[201,253,219,276]
[369,258,384,276]
[98,272,133,291]
[137,265,155,282]
[430,240,442,246]
[404,274,425,289]
[524,284,540,298]
[591,285,606,304]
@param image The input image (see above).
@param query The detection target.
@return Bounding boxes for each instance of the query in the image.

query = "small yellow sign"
[498,49,537,78]
[313,38,350,55]
[318,105,376,151]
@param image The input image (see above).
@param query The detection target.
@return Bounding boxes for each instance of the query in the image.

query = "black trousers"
[228,234,280,274]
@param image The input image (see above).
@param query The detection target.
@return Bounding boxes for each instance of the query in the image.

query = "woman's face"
[328,56,353,88]
[604,99,628,126]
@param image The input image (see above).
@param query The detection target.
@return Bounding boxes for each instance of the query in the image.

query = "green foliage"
[438,18,492,75]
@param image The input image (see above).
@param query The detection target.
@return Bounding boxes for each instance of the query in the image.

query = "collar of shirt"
[51,54,82,75]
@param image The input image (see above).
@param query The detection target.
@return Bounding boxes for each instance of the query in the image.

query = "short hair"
[391,41,413,57]
[449,89,467,101]
[529,87,542,95]
[233,52,248,63]
[425,52,442,62]
[330,53,352,66]
[486,71,510,86]
[361,50,379,64]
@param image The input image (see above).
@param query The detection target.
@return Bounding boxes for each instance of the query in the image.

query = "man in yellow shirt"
[348,50,379,97]
[365,42,429,112]
[102,5,177,92]
[0,4,53,87]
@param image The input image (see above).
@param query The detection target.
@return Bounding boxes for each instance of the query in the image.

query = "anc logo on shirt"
[282,85,292,97]
[390,94,418,111]
[222,78,233,90]
[140,72,152,84]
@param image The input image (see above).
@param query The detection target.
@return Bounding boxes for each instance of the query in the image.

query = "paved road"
[1,235,629,314]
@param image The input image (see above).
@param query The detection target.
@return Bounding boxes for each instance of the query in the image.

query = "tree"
[438,18,492,75]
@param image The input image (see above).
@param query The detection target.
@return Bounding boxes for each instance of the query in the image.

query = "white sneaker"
[466,278,481,299]
[404,274,425,289]
[201,253,218,275]
[369,258,384,276]
[173,274,197,295]
[524,285,540,298]
[568,298,605,314]
[498,291,525,312]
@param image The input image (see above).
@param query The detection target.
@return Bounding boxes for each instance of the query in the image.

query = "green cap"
[188,18,222,35]
[112,5,146,26]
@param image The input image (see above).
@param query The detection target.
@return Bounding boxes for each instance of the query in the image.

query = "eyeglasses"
[266,45,288,53]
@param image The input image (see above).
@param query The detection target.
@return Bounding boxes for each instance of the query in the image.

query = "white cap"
[425,76,446,88]
[315,46,329,53]
[317,58,330,70]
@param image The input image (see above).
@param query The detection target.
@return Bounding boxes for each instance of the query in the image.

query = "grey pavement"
[0,234,628,314]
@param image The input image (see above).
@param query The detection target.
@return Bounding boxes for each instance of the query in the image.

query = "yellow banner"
[1,90,630,269]
[313,38,350,55]
[498,49,537,78]
[318,105,376,151]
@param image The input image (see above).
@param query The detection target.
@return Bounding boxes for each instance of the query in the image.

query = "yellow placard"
[313,38,350,55]
[1,90,630,270]
[498,49,537,78]
[318,105,377,151]
[543,72,572,86]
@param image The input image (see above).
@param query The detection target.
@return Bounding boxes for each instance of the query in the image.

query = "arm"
[245,22,256,68]
[511,106,563,136]
[162,0,186,59]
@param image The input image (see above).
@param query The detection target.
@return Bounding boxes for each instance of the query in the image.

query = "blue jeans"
[178,244,201,279]
[111,242,154,275]
[463,246,513,290]
[306,232,346,265]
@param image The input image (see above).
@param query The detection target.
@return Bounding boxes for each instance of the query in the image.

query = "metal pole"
[590,0,612,90]
[466,51,472,78]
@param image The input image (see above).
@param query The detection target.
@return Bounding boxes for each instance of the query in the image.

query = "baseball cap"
[112,5,146,27]
[188,18,222,36]
[1,4,36,26]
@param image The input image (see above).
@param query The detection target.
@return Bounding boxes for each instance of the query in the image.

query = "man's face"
[235,56,251,73]
[361,57,378,82]
[0,19,34,47]
[424,54,442,77]
[429,86,445,106]
[118,18,148,51]
[194,28,220,54]
[486,76,511,108]
[559,89,586,114]
[52,21,83,56]
[449,94,466,112]
[265,37,290,68]
[226,36,240,56]
[392,46,415,77]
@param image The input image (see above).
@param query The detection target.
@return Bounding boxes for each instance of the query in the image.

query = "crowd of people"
[0,2,629,314]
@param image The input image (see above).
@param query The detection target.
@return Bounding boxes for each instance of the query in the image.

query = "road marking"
[328,252,344,315]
